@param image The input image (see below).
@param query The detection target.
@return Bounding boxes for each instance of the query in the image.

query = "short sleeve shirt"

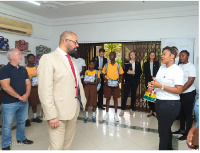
[155,64,184,100]
[0,63,29,104]
[179,62,196,93]
[26,66,37,79]
[85,70,100,78]
[74,58,86,79]
[102,62,124,80]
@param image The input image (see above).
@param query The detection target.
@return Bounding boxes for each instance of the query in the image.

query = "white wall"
[49,5,199,89]
[0,3,51,65]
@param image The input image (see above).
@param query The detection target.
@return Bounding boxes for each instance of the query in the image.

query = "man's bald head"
[59,31,77,45]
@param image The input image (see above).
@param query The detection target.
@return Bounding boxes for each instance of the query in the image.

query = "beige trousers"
[48,100,80,150]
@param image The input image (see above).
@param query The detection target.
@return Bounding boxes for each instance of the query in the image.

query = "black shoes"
[2,139,33,150]
[2,146,11,150]
[178,135,187,141]
[98,106,105,110]
[25,119,31,127]
[32,117,42,123]
[17,139,33,145]
[172,129,185,136]
[147,114,152,117]
[26,117,42,126]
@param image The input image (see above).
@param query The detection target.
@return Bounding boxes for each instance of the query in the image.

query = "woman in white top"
[149,46,184,150]
[172,50,196,141]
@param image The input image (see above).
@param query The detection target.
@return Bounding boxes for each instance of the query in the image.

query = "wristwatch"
[26,93,30,96]
[160,84,164,90]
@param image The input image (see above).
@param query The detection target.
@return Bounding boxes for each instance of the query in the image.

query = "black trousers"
[97,74,104,107]
[179,90,196,135]
[121,79,139,110]
[156,99,181,150]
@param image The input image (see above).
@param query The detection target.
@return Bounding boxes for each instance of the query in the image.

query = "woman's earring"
[171,58,173,64]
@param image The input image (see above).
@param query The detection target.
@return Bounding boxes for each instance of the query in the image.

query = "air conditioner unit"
[0,16,33,36]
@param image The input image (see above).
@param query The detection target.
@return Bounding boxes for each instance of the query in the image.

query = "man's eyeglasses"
[66,39,78,45]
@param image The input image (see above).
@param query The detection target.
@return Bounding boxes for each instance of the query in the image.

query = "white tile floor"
[0,104,192,150]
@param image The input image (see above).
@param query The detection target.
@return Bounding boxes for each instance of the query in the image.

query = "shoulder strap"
[96,70,98,81]
[86,70,89,75]
[117,62,119,71]
[104,63,108,78]
[96,70,98,77]
[105,63,108,77]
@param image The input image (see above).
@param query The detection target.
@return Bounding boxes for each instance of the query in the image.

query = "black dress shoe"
[147,114,152,117]
[17,139,33,145]
[2,146,11,150]
[32,117,42,123]
[25,119,31,127]
[98,106,105,110]
[178,135,187,141]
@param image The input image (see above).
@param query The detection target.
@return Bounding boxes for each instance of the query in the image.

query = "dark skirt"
[28,86,40,106]
[84,84,97,106]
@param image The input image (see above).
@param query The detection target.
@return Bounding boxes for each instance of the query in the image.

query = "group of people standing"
[81,45,198,150]
[0,30,198,150]
[82,49,160,122]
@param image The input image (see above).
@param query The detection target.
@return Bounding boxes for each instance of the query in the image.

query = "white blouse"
[155,64,184,100]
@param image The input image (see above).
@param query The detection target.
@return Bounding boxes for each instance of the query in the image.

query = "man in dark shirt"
[92,48,107,110]
[0,48,33,150]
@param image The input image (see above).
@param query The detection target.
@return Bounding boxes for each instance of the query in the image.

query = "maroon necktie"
[66,54,78,98]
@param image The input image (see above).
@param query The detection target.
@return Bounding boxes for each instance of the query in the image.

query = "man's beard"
[68,48,78,57]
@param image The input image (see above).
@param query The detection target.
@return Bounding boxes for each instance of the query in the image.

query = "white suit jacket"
[37,49,86,120]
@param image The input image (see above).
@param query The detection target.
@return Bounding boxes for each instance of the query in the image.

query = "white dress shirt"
[130,61,135,72]
[57,47,79,85]
[98,56,103,74]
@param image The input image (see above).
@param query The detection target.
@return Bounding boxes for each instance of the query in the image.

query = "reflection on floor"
[0,105,192,150]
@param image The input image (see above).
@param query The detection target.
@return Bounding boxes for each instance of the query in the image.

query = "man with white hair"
[0,48,33,150]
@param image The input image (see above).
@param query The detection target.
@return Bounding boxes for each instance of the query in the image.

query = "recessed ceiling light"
[27,1,41,6]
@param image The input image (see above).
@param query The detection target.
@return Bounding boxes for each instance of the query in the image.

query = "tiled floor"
[0,104,192,150]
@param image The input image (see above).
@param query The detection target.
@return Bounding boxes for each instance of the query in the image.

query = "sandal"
[129,109,133,115]
[119,110,124,116]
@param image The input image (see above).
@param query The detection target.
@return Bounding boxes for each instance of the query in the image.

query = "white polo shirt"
[179,62,196,94]
[155,64,184,100]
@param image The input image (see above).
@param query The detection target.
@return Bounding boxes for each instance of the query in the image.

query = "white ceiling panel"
[0,1,198,19]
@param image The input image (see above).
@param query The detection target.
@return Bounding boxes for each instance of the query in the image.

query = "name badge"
[115,71,118,74]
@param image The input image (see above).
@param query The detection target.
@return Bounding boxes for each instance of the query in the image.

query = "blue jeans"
[1,101,28,148]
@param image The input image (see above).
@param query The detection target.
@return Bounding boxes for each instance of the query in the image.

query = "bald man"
[37,31,86,150]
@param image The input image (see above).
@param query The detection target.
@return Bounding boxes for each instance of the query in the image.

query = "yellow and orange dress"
[26,66,40,106]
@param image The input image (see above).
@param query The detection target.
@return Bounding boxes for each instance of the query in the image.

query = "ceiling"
[0,1,198,19]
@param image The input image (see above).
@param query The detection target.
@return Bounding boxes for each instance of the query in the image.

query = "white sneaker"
[103,114,109,121]
[114,114,119,122]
